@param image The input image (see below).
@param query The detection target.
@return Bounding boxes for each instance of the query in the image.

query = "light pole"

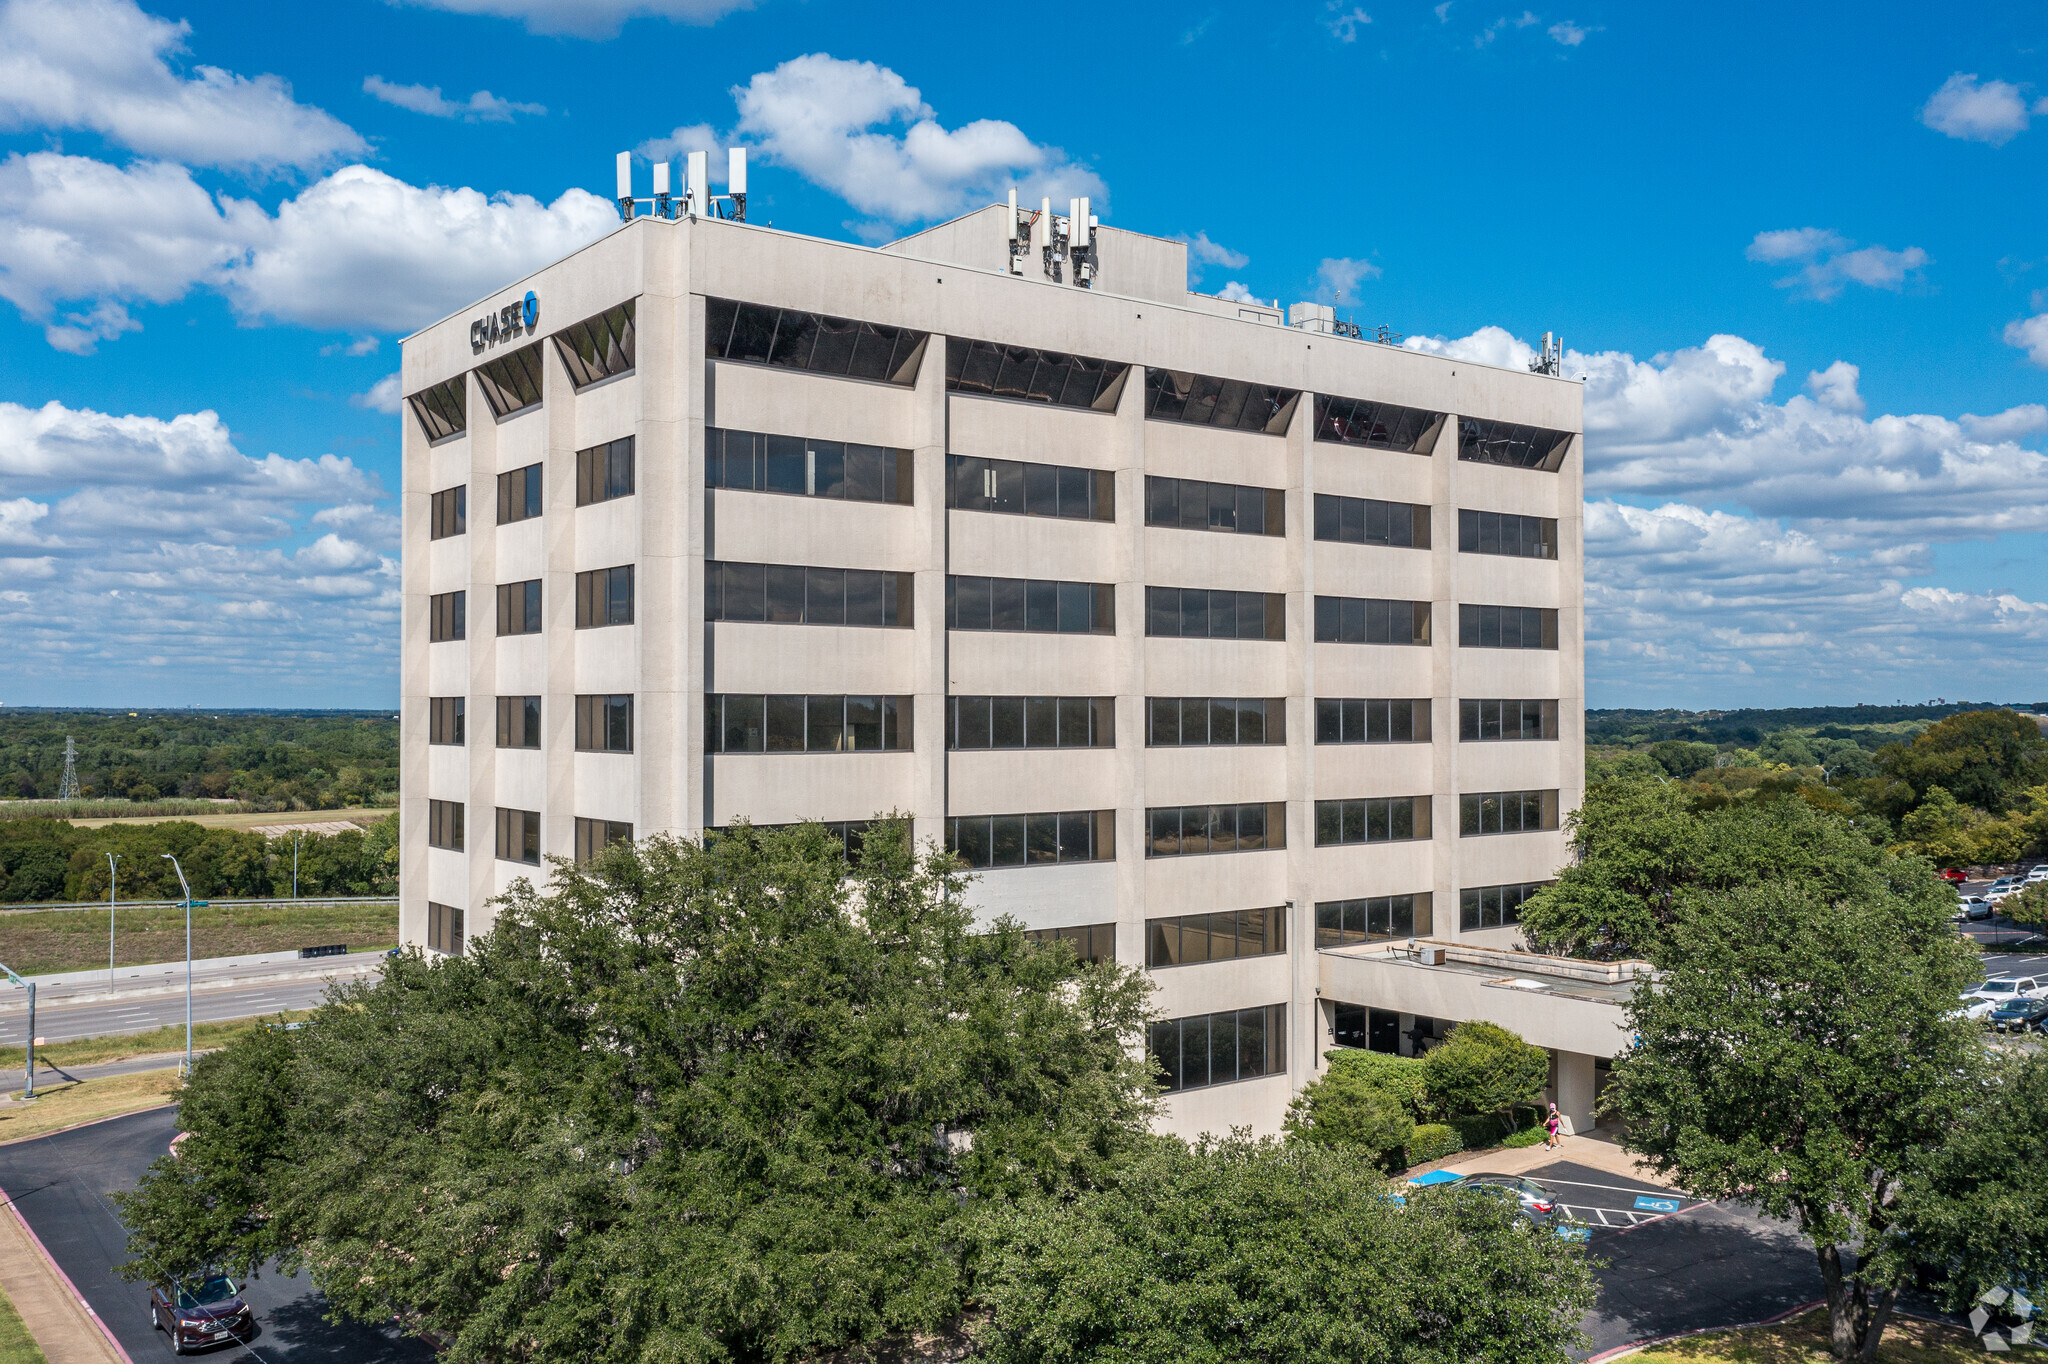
[0,962,35,1102]
[160,854,193,1077]
[106,852,120,992]
[293,833,301,900]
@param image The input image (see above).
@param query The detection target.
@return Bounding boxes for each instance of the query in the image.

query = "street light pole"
[107,852,120,992]
[160,854,193,1077]
[293,833,301,900]
[0,963,35,1102]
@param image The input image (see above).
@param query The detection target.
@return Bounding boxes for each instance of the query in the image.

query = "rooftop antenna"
[615,151,633,221]
[1528,331,1563,376]
[727,147,747,220]
[1070,196,1097,288]
[652,160,671,219]
[687,150,709,219]
[1006,188,1025,275]
[57,736,78,801]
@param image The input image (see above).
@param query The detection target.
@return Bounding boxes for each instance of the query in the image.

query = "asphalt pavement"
[0,952,386,1047]
[0,1106,430,1362]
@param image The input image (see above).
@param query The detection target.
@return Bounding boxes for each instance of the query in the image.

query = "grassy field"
[0,1285,44,1364]
[63,805,391,831]
[34,1012,311,1069]
[1632,1309,1983,1363]
[0,1070,180,1143]
[0,900,397,975]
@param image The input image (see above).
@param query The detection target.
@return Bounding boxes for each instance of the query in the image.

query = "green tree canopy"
[1649,739,1718,778]
[1875,709,2048,814]
[973,1135,1597,1364]
[1417,1021,1548,1129]
[1600,879,1984,1362]
[115,822,1159,1362]
[1283,1055,1415,1164]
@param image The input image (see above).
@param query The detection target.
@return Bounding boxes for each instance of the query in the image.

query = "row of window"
[1462,880,1546,931]
[1314,493,1430,549]
[1148,696,1283,747]
[428,439,635,543]
[708,426,914,505]
[1147,802,1287,858]
[426,800,638,867]
[946,810,1116,868]
[1460,789,1561,836]
[1317,893,1433,947]
[705,694,912,754]
[946,695,1114,750]
[946,576,1115,635]
[705,562,913,628]
[1314,796,1433,846]
[1146,907,1286,968]
[1317,697,1432,745]
[1145,587,1287,641]
[1145,476,1284,537]
[948,455,1115,521]
[1151,1005,1288,1094]
[407,302,637,444]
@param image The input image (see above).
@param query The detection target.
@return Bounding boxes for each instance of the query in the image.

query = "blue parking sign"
[1633,1195,1681,1213]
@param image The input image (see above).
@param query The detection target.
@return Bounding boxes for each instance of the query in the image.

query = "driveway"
[0,1106,429,1361]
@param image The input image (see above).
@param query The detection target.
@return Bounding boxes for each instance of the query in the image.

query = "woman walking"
[1544,1102,1563,1149]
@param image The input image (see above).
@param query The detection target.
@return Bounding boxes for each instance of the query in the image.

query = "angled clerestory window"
[1312,395,1446,453]
[475,342,545,418]
[407,376,466,443]
[553,300,636,388]
[1144,368,1300,434]
[1457,418,1573,472]
[946,338,1132,411]
[705,297,930,385]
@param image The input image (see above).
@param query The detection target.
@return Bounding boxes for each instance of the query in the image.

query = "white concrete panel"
[572,372,641,449]
[1141,746,1288,808]
[574,498,641,572]
[712,492,921,572]
[1312,447,1435,506]
[1453,742,1566,793]
[492,405,549,470]
[710,361,916,446]
[1313,544,1434,601]
[427,643,469,697]
[1142,528,1292,594]
[1139,638,1289,698]
[426,436,471,494]
[426,744,467,800]
[426,847,469,908]
[945,511,1125,582]
[1143,422,1289,488]
[1453,649,1560,697]
[1156,1073,1293,1140]
[494,519,546,583]
[945,632,1124,696]
[710,623,918,694]
[959,862,1119,926]
[946,394,1125,466]
[572,624,638,695]
[1459,554,1562,609]
[709,753,918,825]
[1142,849,1290,916]
[947,748,1122,816]
[1307,839,1438,901]
[1309,743,1437,800]
[572,752,641,825]
[1148,953,1293,1019]
[494,634,549,697]
[1311,644,1435,697]
[428,536,471,596]
[1454,831,1570,888]
[494,748,548,811]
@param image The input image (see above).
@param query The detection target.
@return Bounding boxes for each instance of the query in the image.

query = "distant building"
[398,196,1594,1136]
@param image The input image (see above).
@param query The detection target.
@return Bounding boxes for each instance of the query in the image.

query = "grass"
[0,899,397,975]
[1630,1309,1982,1363]
[32,1011,312,1069]
[0,1070,181,1143]
[0,797,247,821]
[0,1283,45,1364]
[63,805,392,831]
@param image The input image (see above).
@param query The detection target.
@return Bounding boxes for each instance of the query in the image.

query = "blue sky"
[1,0,2044,709]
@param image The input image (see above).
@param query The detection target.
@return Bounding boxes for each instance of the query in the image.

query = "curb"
[0,1179,136,1363]
[0,1099,180,1148]
[1585,1299,1825,1362]
[27,959,384,1008]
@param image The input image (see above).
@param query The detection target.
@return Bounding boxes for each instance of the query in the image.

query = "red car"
[149,1275,253,1353]
[1940,869,1967,884]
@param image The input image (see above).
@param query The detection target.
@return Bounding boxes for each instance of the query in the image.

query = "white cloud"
[363,76,545,123]
[351,373,402,414]
[0,0,366,173]
[0,399,397,698]
[2004,313,2048,367]
[1920,72,2031,146]
[320,336,380,357]
[43,300,139,356]
[1961,405,2047,442]
[1324,4,1372,42]
[382,0,753,38]
[1176,230,1248,290]
[1547,20,1590,45]
[1475,10,1539,46]
[1744,227,1928,301]
[1215,281,1258,303]
[636,123,725,170]
[1315,256,1381,303]
[731,54,1104,226]
[1804,360,1864,415]
[1434,2,1452,19]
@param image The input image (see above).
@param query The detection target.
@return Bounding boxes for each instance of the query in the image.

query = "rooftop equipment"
[613,148,749,222]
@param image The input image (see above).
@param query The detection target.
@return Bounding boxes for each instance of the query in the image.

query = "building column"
[1555,1049,1597,1134]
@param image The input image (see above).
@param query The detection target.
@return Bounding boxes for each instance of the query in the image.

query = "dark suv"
[149,1275,253,1353]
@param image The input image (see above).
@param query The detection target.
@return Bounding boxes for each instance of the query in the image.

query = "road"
[0,1106,430,1362]
[0,952,385,1046]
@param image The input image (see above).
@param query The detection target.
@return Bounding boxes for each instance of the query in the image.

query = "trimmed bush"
[1405,1123,1462,1166]
[1502,1126,1549,1149]
[1421,1020,1550,1128]
[1449,1114,1504,1150]
[1321,1047,1429,1119]
[1285,1065,1415,1170]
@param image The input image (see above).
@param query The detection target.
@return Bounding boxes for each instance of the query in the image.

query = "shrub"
[1502,1125,1549,1149]
[1422,1021,1550,1126]
[1322,1047,1429,1118]
[1404,1124,1463,1167]
[1285,1065,1415,1168]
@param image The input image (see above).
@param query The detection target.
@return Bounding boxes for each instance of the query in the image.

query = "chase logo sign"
[472,291,540,352]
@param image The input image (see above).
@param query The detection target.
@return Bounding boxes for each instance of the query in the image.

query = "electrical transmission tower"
[57,736,79,801]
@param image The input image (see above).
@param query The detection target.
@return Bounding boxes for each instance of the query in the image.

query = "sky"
[0,0,2044,710]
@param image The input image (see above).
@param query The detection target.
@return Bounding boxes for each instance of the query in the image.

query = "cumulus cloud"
[1920,72,2032,145]
[382,0,753,38]
[1315,256,1381,303]
[1323,4,1371,42]
[1176,230,1248,290]
[0,153,618,345]
[363,76,545,123]
[351,373,402,414]
[2004,313,2048,367]
[1548,20,1592,45]
[731,54,1103,226]
[0,0,366,173]
[1215,281,1259,303]
[636,123,726,170]
[1804,360,1864,415]
[1961,405,2047,442]
[1745,227,1928,301]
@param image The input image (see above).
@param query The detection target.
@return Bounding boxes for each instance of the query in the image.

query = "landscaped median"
[1611,1307,1980,1363]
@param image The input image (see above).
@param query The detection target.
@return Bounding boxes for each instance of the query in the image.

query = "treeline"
[1586,700,2043,749]
[0,815,397,904]
[0,711,396,810]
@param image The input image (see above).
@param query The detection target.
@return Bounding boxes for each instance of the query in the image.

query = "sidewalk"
[0,1189,124,1363]
[1425,1126,1671,1184]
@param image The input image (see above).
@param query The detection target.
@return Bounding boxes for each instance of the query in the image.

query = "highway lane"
[0,968,372,1045]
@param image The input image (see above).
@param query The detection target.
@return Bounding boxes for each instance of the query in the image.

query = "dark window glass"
[494,806,541,865]
[1312,699,1432,744]
[1458,790,1561,836]
[1152,1004,1288,1092]
[942,455,1117,520]
[1460,881,1550,931]
[430,485,467,539]
[430,590,466,643]
[707,562,910,628]
[948,811,1113,867]
[1311,797,1435,846]
[945,337,1131,411]
[1023,922,1117,964]
[712,427,913,506]
[495,695,541,749]
[573,817,635,864]
[1458,508,1558,560]
[709,298,930,385]
[427,799,464,851]
[1312,394,1447,452]
[495,580,542,636]
[1458,605,1560,650]
[1143,803,1287,856]
[429,696,466,746]
[426,901,465,956]
[1313,597,1431,645]
[475,341,545,418]
[1144,368,1301,434]
[1458,418,1573,472]
[1312,493,1430,549]
[408,376,467,443]
[497,463,542,525]
[1459,699,1560,741]
[576,437,636,506]
[1145,698,1284,746]
[1144,587,1284,640]
[575,694,634,753]
[1314,894,1434,947]
[706,696,913,753]
[946,576,1112,634]
[552,301,635,389]
[1144,477,1283,536]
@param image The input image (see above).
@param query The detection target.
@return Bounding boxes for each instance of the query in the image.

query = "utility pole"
[293,833,301,899]
[0,963,35,1102]
[56,737,79,802]
[107,852,120,992]
[161,854,195,1076]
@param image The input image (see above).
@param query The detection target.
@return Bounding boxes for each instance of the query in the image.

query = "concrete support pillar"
[1555,1049,1597,1134]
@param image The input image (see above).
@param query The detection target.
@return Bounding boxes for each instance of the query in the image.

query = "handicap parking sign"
[1633,1195,1682,1213]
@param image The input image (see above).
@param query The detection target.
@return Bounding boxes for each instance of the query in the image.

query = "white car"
[1954,896,1995,921]
[2027,865,2048,884]
[1961,977,2046,1021]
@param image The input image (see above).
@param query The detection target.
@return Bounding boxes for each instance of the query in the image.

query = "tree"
[1876,709,2048,814]
[2003,881,2048,935]
[1600,880,1983,1362]
[1284,1055,1415,1164]
[1649,739,1717,778]
[1418,1021,1548,1131]
[114,822,1160,1362]
[973,1134,1597,1364]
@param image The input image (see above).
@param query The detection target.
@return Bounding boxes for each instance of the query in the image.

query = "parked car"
[149,1275,253,1353]
[1987,877,2022,896]
[1456,1174,1561,1223]
[1962,978,2046,1021]
[2026,865,2048,884]
[1954,897,1995,921]
[1988,997,2048,1034]
[1940,868,1968,884]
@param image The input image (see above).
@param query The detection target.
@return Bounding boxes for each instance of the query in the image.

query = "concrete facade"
[399,205,1591,1139]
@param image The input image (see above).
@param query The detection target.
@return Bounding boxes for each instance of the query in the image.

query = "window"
[430,591,466,643]
[1460,699,1559,741]
[1146,803,1287,857]
[426,902,464,956]
[553,300,635,388]
[575,695,633,753]
[497,463,542,524]
[1147,907,1286,967]
[1149,1004,1287,1093]
[1458,509,1557,560]
[1145,477,1283,536]
[1461,881,1548,931]
[947,576,1113,634]
[707,694,912,753]
[496,580,542,635]
[947,696,1109,749]
[1313,597,1431,645]
[707,297,930,385]
[575,566,634,628]
[408,376,467,443]
[1313,796,1434,846]
[712,428,912,505]
[745,818,903,862]
[1025,923,1116,964]
[707,562,912,628]
[1315,699,1432,744]
[476,341,544,418]
[1145,587,1285,640]
[946,337,1130,410]
[427,799,464,851]
[577,438,635,506]
[1458,605,1559,650]
[1332,1005,1437,1054]
[1144,368,1300,434]
[1146,698,1285,746]
[947,811,1115,868]
[1312,394,1446,453]
[947,455,1112,521]
[1313,494,1430,548]
[1459,790,1560,837]
[495,807,541,864]
[429,697,465,746]
[430,486,466,539]
[496,695,541,749]
[1458,418,1573,472]
[573,817,634,863]
[1316,894,1434,947]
